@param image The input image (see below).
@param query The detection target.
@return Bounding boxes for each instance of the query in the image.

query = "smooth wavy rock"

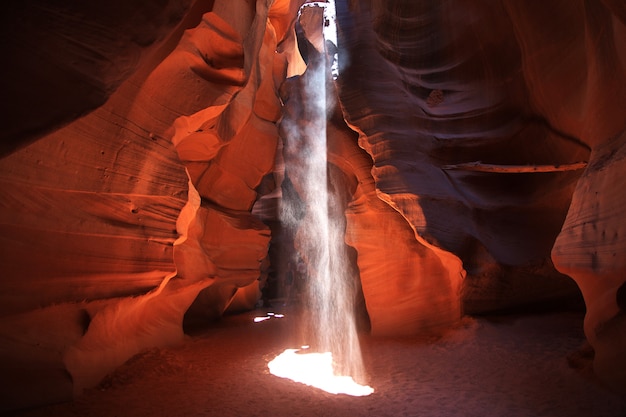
[280,18,464,336]
[334,116,465,336]
[0,0,286,406]
[501,0,626,394]
[333,0,625,392]
[0,0,199,156]
[335,0,588,314]
[1,0,625,407]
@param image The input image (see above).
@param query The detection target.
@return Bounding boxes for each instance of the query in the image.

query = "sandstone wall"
[0,0,625,408]
[0,0,295,409]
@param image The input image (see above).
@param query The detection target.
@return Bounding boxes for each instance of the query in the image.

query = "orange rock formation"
[0,0,624,410]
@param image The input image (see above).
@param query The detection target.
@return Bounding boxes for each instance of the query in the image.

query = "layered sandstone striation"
[0,0,207,156]
[336,0,624,392]
[0,0,293,410]
[336,0,589,316]
[334,0,625,392]
[0,0,625,409]
[502,0,626,392]
[280,5,465,337]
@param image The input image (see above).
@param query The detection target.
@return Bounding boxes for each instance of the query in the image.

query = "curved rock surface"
[278,36,464,337]
[0,0,625,409]
[508,0,626,392]
[336,0,588,314]
[334,0,625,391]
[0,0,290,409]
[0,0,206,156]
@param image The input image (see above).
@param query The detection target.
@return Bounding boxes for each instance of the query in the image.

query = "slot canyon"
[1,0,625,415]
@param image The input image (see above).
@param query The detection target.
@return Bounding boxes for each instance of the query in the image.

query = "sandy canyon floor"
[8,308,626,417]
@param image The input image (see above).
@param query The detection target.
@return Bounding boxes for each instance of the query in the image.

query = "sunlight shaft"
[271,0,373,397]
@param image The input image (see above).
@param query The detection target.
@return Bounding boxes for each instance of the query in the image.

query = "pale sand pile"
[10,310,626,417]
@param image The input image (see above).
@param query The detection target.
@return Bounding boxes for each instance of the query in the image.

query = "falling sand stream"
[267,1,373,396]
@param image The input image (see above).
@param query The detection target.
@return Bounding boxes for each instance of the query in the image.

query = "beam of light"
[271,0,373,397]
[268,348,374,397]
[322,0,339,80]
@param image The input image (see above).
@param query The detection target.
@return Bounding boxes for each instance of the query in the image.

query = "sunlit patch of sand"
[268,347,374,397]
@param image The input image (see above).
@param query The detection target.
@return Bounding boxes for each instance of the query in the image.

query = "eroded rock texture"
[280,1,465,339]
[506,0,626,392]
[336,0,589,315]
[0,0,625,409]
[0,0,200,156]
[280,22,464,338]
[0,0,292,409]
[334,0,625,392]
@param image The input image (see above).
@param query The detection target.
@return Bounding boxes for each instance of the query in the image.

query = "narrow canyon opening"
[0,0,625,416]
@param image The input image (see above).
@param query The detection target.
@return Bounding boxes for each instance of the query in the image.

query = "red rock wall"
[0,0,296,409]
[502,0,626,392]
[336,0,589,315]
[0,0,625,407]
[0,0,209,155]
[332,0,625,392]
